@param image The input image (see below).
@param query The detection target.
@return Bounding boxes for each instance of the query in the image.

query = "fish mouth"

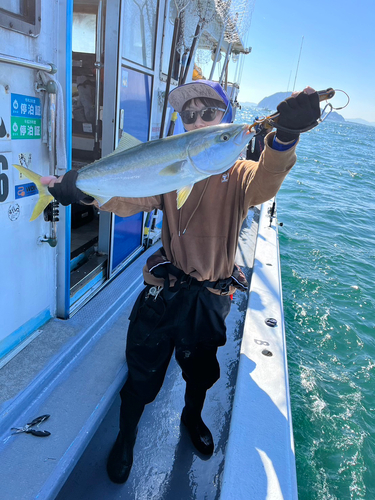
[233,124,252,145]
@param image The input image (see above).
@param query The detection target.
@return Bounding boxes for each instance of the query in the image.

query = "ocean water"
[236,107,375,499]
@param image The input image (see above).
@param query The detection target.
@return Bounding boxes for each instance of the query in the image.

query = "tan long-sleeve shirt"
[99,132,297,284]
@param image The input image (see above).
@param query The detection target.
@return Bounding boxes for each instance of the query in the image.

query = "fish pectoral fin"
[176,184,194,209]
[107,132,143,157]
[159,161,185,176]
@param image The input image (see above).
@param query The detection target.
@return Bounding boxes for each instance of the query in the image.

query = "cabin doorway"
[70,0,106,310]
[68,0,148,313]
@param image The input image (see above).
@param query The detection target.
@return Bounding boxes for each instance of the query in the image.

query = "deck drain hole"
[262,349,273,357]
[265,318,277,327]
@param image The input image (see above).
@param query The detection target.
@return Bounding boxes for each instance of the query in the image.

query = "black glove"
[276,91,321,142]
[48,170,94,206]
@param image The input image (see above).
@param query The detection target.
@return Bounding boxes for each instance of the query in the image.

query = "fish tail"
[13,164,54,221]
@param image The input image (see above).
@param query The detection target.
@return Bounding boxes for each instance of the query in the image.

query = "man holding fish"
[40,80,320,483]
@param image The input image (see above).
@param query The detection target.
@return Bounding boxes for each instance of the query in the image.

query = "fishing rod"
[250,88,350,134]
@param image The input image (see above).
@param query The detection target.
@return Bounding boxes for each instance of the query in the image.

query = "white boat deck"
[56,294,247,500]
[0,202,297,499]
[55,212,257,500]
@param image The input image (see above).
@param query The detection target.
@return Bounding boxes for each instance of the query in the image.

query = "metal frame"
[120,0,160,73]
[99,0,121,267]
[119,58,154,77]
[56,0,73,319]
[106,0,155,276]
[118,0,168,141]
[94,1,103,155]
[209,27,225,80]
[106,0,166,276]
[159,0,178,85]
[0,0,41,37]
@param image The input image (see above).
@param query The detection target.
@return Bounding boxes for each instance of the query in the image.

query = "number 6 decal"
[0,155,9,203]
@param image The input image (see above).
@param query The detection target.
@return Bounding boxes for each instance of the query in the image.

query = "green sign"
[11,117,41,140]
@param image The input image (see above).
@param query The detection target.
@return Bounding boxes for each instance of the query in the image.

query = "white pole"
[292,36,304,92]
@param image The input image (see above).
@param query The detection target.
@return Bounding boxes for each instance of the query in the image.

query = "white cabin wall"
[0,0,67,354]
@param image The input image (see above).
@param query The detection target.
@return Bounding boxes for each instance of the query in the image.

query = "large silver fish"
[13,123,253,221]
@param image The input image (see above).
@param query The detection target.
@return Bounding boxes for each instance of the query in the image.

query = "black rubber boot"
[107,393,145,484]
[181,386,214,456]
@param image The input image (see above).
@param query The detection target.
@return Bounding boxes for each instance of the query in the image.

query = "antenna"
[286,70,292,93]
[293,36,304,92]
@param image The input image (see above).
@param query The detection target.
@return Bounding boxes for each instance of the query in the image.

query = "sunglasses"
[180,106,226,125]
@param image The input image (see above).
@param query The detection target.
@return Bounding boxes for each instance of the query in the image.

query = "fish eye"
[221,133,230,141]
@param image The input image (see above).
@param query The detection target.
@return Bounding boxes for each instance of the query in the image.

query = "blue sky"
[236,0,375,122]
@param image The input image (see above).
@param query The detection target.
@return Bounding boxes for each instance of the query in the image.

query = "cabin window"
[0,0,41,36]
[121,0,158,69]
[72,13,97,54]
[160,0,180,81]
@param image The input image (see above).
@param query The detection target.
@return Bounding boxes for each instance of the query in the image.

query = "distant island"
[346,118,375,127]
[257,92,346,123]
[242,92,375,127]
[257,92,292,111]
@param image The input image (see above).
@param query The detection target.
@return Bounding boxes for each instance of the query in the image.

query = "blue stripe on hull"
[0,309,51,360]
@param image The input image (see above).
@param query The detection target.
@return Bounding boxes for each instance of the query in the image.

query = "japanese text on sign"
[11,94,42,140]
[11,94,42,118]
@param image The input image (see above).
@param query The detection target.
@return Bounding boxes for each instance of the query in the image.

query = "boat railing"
[0,52,56,73]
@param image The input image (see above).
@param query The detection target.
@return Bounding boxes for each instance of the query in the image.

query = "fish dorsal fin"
[107,132,142,157]
[176,184,194,209]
